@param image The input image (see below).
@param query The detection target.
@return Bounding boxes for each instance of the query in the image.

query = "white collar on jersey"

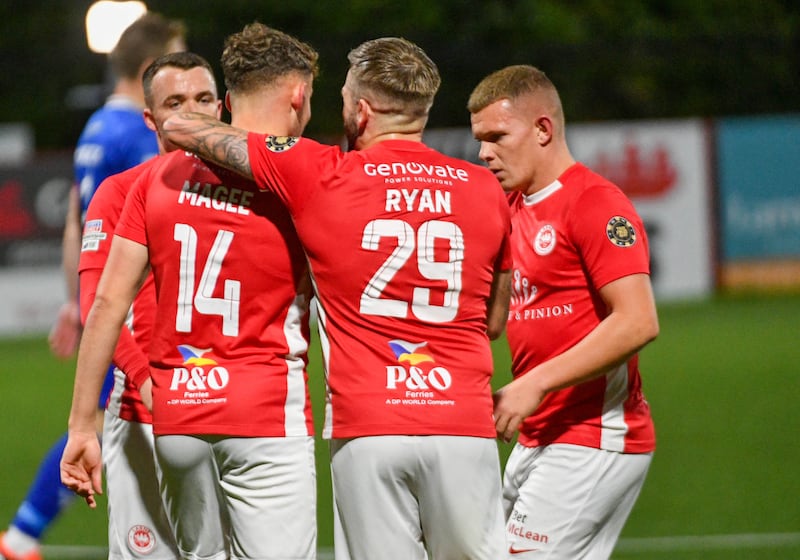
[522,179,563,206]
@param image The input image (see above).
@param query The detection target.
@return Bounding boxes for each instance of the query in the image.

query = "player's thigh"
[154,435,228,560]
[330,436,427,560]
[214,436,317,560]
[103,413,179,560]
[417,436,506,560]
[582,450,652,559]
[331,481,353,560]
[501,442,541,521]
[504,444,652,559]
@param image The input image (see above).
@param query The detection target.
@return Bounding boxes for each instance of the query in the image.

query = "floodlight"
[85,1,147,54]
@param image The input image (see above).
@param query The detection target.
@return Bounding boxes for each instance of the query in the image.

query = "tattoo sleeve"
[164,112,253,179]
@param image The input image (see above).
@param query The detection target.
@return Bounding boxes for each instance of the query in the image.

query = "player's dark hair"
[142,52,216,108]
[110,12,186,80]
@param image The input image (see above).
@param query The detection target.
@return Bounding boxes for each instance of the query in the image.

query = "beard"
[343,111,359,152]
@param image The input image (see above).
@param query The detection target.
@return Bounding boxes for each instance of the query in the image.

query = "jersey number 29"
[360,219,463,323]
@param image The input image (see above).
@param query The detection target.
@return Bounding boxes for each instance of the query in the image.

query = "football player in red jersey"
[470,64,659,559]
[1,16,185,560]
[75,51,222,560]
[62,24,319,560]
[162,36,512,560]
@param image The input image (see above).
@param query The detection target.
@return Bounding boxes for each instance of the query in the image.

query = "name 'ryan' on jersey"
[247,134,512,440]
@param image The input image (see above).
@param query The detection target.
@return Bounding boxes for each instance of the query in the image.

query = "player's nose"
[478,142,495,163]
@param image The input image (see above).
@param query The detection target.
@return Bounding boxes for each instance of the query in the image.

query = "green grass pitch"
[1,293,798,558]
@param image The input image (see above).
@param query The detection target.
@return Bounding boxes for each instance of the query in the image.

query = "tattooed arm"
[162,112,254,179]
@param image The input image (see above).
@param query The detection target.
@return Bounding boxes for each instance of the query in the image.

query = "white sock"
[3,526,40,555]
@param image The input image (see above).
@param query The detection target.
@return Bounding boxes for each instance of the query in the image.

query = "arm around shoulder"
[162,112,253,180]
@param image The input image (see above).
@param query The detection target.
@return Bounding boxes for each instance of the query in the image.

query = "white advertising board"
[567,119,715,300]
[423,120,716,301]
[0,266,64,336]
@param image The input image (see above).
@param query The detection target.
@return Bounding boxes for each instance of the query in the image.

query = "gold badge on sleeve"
[606,216,637,247]
[265,135,298,152]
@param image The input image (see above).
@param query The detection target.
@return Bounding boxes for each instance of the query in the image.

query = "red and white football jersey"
[506,162,655,453]
[80,161,157,424]
[116,150,313,437]
[248,135,512,439]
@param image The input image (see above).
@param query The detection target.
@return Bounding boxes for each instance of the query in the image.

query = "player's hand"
[493,374,546,443]
[140,377,153,412]
[60,430,103,508]
[49,301,81,359]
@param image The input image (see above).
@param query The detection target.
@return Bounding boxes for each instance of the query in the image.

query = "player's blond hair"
[221,22,319,94]
[467,64,564,126]
[347,37,441,117]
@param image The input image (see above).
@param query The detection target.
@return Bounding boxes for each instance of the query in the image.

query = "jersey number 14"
[173,223,240,336]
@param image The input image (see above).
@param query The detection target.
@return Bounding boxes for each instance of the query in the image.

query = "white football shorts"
[330,435,506,560]
[502,443,652,559]
[155,434,316,560]
[103,411,179,560]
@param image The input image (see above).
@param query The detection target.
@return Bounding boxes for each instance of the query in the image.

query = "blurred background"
[2,0,800,322]
[1,0,799,147]
[0,1,798,558]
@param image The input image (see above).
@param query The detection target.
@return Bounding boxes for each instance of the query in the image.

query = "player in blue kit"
[0,13,186,560]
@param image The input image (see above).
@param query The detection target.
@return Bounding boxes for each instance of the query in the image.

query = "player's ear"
[143,108,158,133]
[225,91,232,114]
[290,81,307,112]
[535,115,553,146]
[356,97,371,131]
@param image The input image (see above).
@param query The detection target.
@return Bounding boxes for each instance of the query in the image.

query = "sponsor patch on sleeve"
[606,216,637,247]
[81,219,107,252]
[265,135,298,153]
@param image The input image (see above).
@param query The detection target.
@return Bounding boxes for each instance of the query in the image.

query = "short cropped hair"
[221,22,319,94]
[142,52,216,109]
[347,37,441,117]
[110,12,186,80]
[467,64,558,114]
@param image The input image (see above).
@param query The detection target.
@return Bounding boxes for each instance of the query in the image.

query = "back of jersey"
[116,150,313,438]
[248,135,512,439]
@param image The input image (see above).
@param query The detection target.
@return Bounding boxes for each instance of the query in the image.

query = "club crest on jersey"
[606,216,637,247]
[533,224,557,256]
[127,525,156,555]
[265,135,298,152]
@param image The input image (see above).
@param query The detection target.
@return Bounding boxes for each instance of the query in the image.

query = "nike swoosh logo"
[509,546,539,554]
